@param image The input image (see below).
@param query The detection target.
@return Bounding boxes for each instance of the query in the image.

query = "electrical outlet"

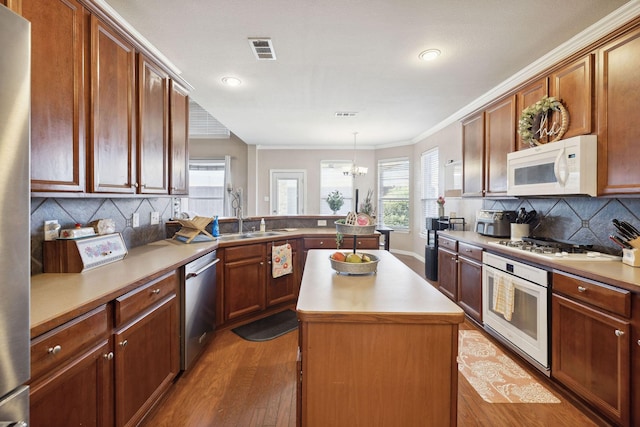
[317,219,327,226]
[125,217,132,227]
[150,211,160,225]
[132,213,140,228]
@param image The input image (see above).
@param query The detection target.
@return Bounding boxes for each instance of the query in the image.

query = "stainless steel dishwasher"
[182,250,219,370]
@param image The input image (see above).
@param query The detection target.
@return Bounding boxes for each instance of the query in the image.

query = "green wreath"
[518,96,569,147]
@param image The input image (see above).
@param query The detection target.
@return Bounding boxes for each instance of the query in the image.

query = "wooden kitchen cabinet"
[89,15,137,194]
[266,240,300,307]
[437,237,483,323]
[437,242,457,301]
[223,243,267,320]
[137,54,169,194]
[461,112,485,197]
[516,77,548,148]
[23,0,86,192]
[302,234,379,265]
[483,95,516,195]
[456,242,483,323]
[597,26,640,195]
[113,271,180,427]
[550,54,594,139]
[169,80,190,195]
[29,305,113,427]
[552,272,631,427]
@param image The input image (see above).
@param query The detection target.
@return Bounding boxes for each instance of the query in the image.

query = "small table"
[376,226,393,251]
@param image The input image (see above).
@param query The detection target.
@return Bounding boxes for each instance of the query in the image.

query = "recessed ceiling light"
[419,49,441,61]
[221,76,242,87]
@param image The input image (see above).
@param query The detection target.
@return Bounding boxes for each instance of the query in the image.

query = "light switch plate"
[317,219,327,226]
[151,211,160,225]
[132,213,140,228]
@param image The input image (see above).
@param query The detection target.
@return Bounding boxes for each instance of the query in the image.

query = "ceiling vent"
[334,112,358,118]
[189,100,230,139]
[248,38,276,60]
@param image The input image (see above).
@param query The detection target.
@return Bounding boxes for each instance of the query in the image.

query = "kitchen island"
[296,250,464,427]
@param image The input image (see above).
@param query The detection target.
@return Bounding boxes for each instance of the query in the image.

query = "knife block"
[622,248,640,267]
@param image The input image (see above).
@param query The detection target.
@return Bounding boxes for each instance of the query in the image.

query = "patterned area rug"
[458,330,560,404]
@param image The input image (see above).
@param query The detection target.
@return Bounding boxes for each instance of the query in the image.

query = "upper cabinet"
[169,81,190,195]
[516,77,548,148]
[23,0,190,196]
[89,16,137,194]
[597,26,640,195]
[462,95,516,197]
[550,54,594,139]
[137,55,169,194]
[24,0,86,192]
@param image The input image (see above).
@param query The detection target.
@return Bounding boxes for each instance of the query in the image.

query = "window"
[186,158,228,216]
[320,161,353,214]
[421,148,439,231]
[377,158,410,230]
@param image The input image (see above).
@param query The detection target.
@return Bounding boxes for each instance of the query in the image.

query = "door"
[270,170,305,214]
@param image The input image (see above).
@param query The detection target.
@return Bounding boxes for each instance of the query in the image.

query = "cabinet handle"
[151,288,161,295]
[450,256,456,261]
[104,352,114,360]
[48,345,62,355]
[260,261,264,265]
[120,340,128,348]
[637,340,640,347]
[577,286,587,293]
[614,329,624,337]
[319,241,324,245]
[464,249,472,252]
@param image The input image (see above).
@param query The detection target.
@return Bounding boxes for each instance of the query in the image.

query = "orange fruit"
[331,252,346,262]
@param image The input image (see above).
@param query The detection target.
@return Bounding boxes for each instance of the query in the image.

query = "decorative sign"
[518,96,569,147]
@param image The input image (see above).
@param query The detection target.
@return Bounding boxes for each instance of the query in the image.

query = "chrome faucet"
[237,206,243,233]
[230,187,244,233]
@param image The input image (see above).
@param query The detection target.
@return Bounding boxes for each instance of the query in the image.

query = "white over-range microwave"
[507,135,597,197]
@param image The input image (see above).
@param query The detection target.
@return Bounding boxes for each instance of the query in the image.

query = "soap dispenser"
[212,216,220,237]
[260,218,266,232]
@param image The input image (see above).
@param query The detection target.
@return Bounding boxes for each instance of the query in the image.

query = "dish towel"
[272,243,293,278]
[492,272,515,321]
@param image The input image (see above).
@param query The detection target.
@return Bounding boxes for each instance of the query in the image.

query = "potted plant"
[437,196,446,218]
[327,190,344,214]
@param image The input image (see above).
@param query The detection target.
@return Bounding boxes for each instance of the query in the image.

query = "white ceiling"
[102,0,631,149]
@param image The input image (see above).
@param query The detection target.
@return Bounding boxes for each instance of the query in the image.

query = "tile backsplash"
[484,197,640,255]
[31,197,172,275]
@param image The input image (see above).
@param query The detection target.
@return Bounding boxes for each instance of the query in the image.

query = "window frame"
[377,157,410,231]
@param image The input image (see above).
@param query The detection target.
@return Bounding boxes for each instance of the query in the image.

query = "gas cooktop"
[488,237,621,261]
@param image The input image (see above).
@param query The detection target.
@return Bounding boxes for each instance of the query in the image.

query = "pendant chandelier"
[343,132,368,177]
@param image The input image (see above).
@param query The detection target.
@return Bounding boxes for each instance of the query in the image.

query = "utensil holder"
[622,248,640,267]
[510,223,530,241]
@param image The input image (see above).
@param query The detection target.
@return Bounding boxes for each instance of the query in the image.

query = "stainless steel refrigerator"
[0,4,31,426]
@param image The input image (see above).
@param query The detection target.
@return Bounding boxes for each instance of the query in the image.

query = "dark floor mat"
[231,309,298,342]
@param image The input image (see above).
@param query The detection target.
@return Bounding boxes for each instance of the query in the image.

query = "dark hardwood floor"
[140,253,612,427]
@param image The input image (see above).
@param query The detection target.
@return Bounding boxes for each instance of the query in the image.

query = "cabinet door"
[89,16,137,194]
[437,248,457,301]
[550,54,594,138]
[138,54,169,194]
[461,112,485,197]
[457,255,482,323]
[30,340,114,427]
[484,95,516,196]
[552,294,630,426]
[24,0,86,192]
[114,294,179,427]
[516,77,548,148]
[169,81,189,195]
[224,248,266,320]
[597,27,640,195]
[267,244,298,306]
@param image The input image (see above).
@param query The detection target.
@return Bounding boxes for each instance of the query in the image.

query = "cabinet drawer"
[115,270,178,326]
[31,304,109,380]
[224,243,264,262]
[304,237,337,250]
[458,242,482,261]
[343,236,379,249]
[438,236,457,252]
[553,272,631,318]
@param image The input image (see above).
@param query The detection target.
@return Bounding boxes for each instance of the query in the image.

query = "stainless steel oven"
[482,252,550,374]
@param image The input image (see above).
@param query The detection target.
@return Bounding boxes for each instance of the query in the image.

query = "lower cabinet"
[437,236,483,323]
[30,271,180,427]
[222,239,301,323]
[29,305,113,427]
[303,234,379,264]
[552,272,631,427]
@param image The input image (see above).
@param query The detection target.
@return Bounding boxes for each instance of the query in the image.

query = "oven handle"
[186,258,220,280]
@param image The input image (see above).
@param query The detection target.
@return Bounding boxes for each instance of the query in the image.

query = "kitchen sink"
[217,231,284,241]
